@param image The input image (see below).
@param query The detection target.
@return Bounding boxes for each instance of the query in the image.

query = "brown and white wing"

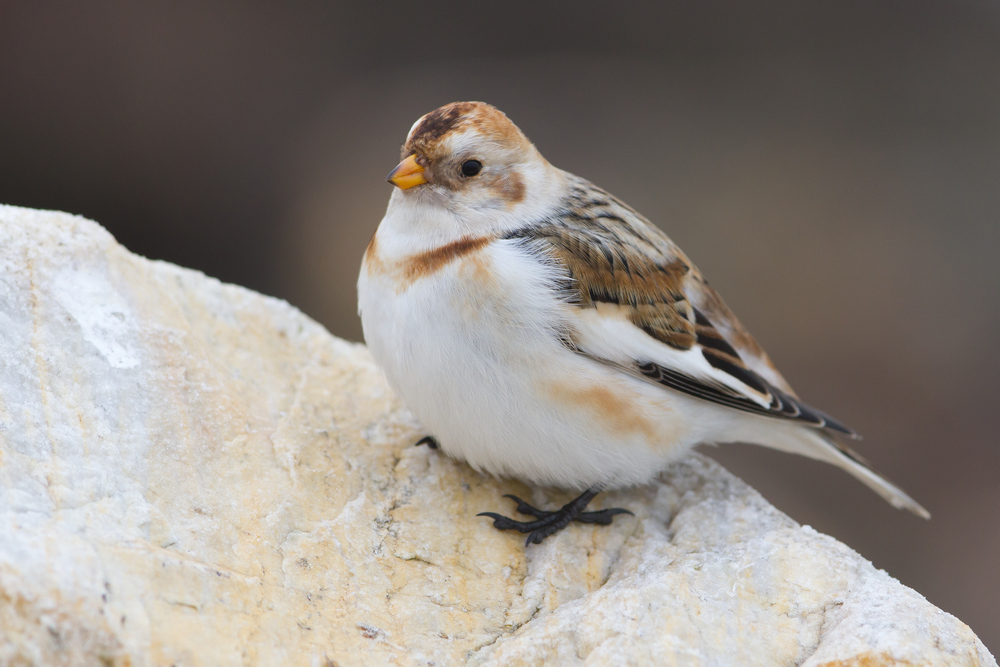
[504,177,858,438]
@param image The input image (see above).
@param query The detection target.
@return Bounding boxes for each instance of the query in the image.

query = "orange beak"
[386,154,427,190]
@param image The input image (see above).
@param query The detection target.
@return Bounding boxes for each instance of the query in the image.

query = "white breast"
[358,234,721,490]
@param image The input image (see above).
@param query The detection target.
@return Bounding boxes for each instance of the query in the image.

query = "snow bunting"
[357,101,929,545]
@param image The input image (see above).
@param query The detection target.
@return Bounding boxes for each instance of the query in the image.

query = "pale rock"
[0,204,993,667]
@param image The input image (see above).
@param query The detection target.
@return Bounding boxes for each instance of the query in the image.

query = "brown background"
[1,1,997,649]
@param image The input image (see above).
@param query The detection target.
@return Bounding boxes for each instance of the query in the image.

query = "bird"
[357,101,929,545]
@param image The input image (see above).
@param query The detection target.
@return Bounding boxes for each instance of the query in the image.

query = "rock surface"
[0,204,993,666]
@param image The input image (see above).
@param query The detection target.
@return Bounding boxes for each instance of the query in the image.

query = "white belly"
[358,239,718,490]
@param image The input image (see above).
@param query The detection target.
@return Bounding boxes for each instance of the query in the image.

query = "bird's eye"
[461,160,482,177]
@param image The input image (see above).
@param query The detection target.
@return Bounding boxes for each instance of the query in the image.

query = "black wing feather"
[634,360,857,437]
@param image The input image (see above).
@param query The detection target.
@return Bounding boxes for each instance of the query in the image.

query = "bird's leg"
[414,435,439,449]
[478,489,633,545]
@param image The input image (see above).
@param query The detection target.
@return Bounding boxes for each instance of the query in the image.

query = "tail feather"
[724,418,930,519]
[819,436,930,519]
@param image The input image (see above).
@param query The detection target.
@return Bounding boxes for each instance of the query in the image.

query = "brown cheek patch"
[488,171,526,206]
[396,235,492,288]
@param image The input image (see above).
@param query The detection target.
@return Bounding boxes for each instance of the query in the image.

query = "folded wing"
[504,175,857,438]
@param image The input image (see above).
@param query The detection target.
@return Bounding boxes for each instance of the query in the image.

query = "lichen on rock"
[0,205,993,666]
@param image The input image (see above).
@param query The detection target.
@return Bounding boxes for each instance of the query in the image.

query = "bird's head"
[384,102,564,233]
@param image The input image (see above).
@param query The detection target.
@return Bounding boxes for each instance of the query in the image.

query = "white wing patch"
[570,307,774,409]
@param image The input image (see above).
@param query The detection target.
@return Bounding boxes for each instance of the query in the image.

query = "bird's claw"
[480,492,632,545]
[414,435,439,449]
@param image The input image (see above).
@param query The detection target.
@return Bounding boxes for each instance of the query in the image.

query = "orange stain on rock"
[815,653,915,667]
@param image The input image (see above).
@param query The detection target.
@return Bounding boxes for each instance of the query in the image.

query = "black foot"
[478,490,633,545]
[414,436,439,449]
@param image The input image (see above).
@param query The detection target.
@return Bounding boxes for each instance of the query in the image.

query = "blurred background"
[1,0,997,648]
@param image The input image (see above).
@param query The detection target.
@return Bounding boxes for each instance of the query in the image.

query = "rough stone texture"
[0,204,993,667]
